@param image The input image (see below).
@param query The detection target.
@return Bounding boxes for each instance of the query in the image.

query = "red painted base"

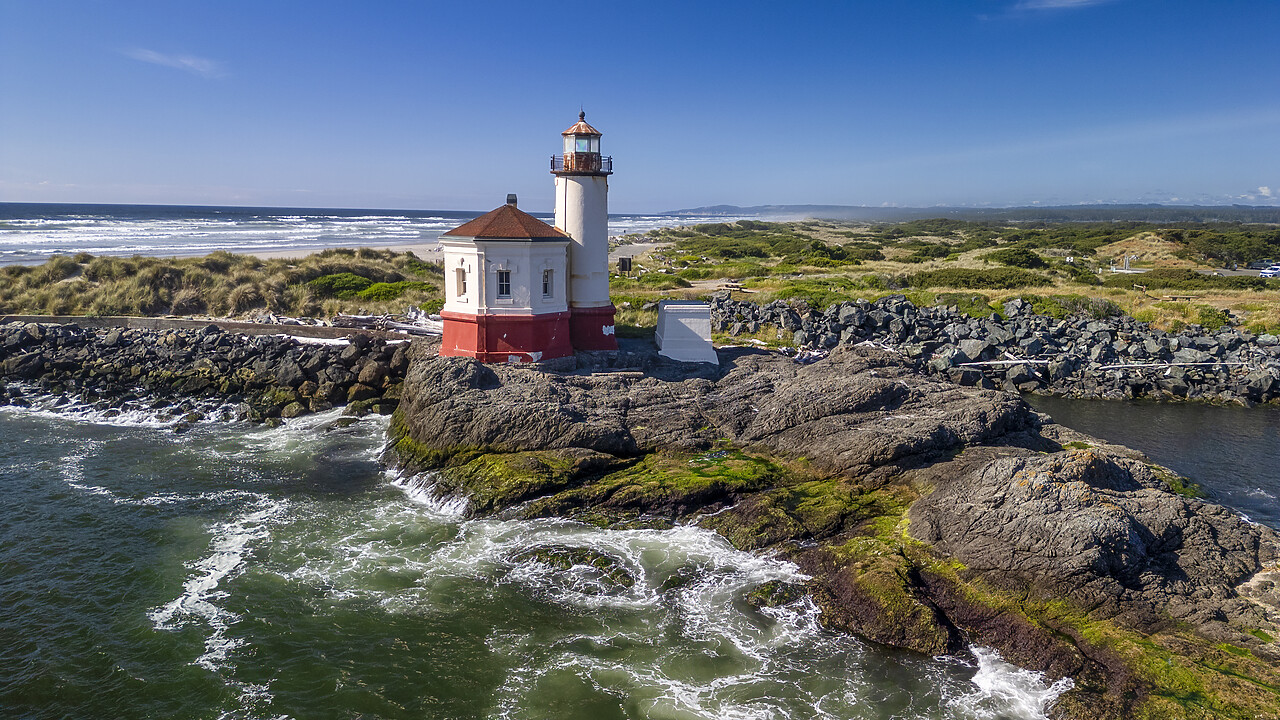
[439,311,573,363]
[570,305,618,352]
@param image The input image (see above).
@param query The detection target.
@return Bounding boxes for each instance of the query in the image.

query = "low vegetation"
[0,248,444,318]
[610,218,1280,337]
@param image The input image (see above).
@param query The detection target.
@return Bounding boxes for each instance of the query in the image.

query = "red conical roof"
[442,202,569,241]
[562,111,602,136]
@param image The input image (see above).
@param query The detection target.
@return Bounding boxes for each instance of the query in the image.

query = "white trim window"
[496,270,512,299]
[542,269,553,297]
[455,268,467,297]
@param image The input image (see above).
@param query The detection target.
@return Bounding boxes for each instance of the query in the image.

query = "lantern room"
[552,112,612,175]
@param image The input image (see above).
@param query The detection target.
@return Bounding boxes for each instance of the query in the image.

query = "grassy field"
[5,219,1280,337]
[608,218,1280,339]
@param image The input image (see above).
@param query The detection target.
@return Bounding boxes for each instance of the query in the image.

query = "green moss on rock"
[704,479,913,550]
[385,409,472,471]
[524,450,784,519]
[442,449,620,515]
[810,512,956,656]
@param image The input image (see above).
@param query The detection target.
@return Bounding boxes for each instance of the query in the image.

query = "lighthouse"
[436,113,619,363]
[553,111,618,352]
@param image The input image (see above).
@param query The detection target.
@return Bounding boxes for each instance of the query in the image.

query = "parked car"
[1261,265,1280,278]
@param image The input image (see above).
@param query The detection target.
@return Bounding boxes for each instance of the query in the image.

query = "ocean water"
[0,396,1072,720]
[0,203,742,266]
[1028,396,1280,528]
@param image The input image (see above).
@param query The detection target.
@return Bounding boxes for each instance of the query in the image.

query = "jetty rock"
[0,320,408,424]
[710,293,1280,405]
[389,342,1280,719]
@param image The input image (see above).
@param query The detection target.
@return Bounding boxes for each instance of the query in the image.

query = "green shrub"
[355,281,435,302]
[908,268,1049,290]
[984,247,1047,269]
[394,253,443,277]
[907,244,952,261]
[1195,305,1230,331]
[307,272,375,298]
[845,247,885,261]
[419,299,445,315]
[806,256,849,268]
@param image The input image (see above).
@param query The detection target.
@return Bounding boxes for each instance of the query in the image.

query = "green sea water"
[0,402,1068,720]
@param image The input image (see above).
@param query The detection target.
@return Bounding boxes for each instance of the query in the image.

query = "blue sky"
[1,0,1277,212]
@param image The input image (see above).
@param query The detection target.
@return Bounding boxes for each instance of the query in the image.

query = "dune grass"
[0,248,444,319]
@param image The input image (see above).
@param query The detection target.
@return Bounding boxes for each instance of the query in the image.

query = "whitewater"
[0,398,1071,719]
[0,202,743,266]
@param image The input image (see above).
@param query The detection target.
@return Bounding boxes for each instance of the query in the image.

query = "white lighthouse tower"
[552,111,617,351]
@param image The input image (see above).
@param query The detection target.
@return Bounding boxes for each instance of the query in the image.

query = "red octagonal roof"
[442,203,569,241]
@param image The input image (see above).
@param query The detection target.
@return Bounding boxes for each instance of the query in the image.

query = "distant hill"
[665,204,1280,224]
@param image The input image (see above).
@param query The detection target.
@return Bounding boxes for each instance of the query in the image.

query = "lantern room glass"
[566,135,599,153]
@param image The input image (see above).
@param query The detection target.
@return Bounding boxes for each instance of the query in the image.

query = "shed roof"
[442,203,570,241]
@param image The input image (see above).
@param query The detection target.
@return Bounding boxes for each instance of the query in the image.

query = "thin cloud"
[1013,0,1115,10]
[1236,186,1278,203]
[122,48,225,78]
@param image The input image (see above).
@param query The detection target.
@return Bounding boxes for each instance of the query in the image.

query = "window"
[455,268,467,297]
[542,269,553,297]
[573,136,598,153]
[497,270,511,298]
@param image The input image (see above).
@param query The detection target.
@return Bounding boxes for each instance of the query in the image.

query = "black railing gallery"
[550,154,613,173]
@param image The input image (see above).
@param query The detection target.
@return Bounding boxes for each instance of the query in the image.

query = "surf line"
[149,493,289,671]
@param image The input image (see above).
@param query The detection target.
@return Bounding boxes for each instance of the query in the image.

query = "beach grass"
[0,248,444,319]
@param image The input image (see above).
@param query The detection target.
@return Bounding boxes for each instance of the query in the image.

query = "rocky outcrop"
[395,340,1032,478]
[388,342,1280,720]
[711,293,1280,404]
[0,321,408,423]
[911,450,1274,634]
